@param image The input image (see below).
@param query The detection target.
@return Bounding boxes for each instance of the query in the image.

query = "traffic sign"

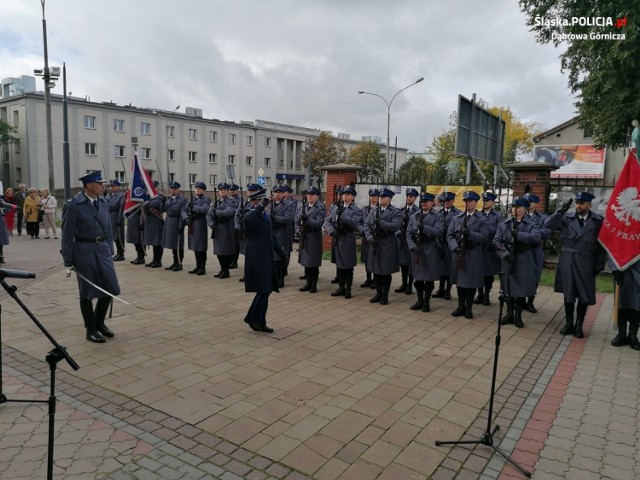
[258,168,265,177]
[257,176,265,185]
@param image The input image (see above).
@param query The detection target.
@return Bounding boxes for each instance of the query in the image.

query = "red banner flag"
[124,152,158,215]
[598,150,640,270]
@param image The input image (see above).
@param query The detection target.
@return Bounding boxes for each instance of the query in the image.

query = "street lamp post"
[154,106,180,190]
[358,77,424,183]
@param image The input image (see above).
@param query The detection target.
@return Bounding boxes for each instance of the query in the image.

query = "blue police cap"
[217,182,230,190]
[441,191,456,202]
[406,188,419,197]
[420,193,436,202]
[109,180,121,187]
[307,186,321,196]
[246,183,261,191]
[463,191,481,202]
[368,188,380,197]
[249,188,267,201]
[194,181,207,190]
[482,191,497,201]
[169,181,181,189]
[523,193,540,203]
[342,186,357,196]
[79,171,107,185]
[273,185,285,193]
[283,185,293,193]
[575,191,595,202]
[230,184,239,191]
[512,197,530,209]
[379,187,395,198]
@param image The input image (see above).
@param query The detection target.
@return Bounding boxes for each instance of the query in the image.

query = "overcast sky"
[0,0,574,152]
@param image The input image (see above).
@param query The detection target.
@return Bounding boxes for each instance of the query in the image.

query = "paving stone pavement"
[0,232,635,479]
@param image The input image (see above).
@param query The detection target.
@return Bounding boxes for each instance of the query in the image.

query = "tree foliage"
[301,131,348,188]
[519,0,639,148]
[348,141,386,182]
[396,155,430,185]
[0,119,20,146]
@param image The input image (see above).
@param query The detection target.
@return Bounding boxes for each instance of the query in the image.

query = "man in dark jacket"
[61,171,120,343]
[14,184,27,235]
[243,188,287,333]
[547,191,605,338]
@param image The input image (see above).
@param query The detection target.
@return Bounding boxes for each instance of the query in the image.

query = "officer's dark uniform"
[360,189,379,288]
[235,183,261,282]
[207,182,239,279]
[183,181,212,275]
[474,191,501,306]
[295,186,326,293]
[107,180,126,261]
[434,192,460,299]
[229,184,241,268]
[143,181,165,267]
[610,260,640,350]
[395,188,419,295]
[547,191,605,338]
[406,193,444,312]
[523,193,550,313]
[162,181,188,271]
[270,185,296,287]
[61,171,120,343]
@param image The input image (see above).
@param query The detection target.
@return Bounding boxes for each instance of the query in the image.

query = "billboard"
[534,144,606,179]
[455,94,505,164]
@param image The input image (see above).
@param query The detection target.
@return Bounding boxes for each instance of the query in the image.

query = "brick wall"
[509,163,557,214]
[323,169,358,249]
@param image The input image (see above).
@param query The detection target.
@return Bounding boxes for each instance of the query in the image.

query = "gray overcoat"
[397,204,419,266]
[143,196,165,246]
[184,194,211,252]
[271,199,296,258]
[494,216,541,298]
[61,192,120,300]
[125,208,144,244]
[209,196,238,255]
[446,210,490,288]
[324,202,363,269]
[162,194,188,250]
[360,204,376,264]
[406,208,444,282]
[610,259,640,311]
[295,200,326,268]
[107,191,125,245]
[547,210,605,305]
[235,200,251,255]
[439,206,461,276]
[528,210,550,282]
[363,204,403,275]
[480,209,502,276]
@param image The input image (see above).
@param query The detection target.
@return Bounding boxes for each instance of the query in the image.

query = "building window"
[15,142,21,153]
[228,154,235,165]
[246,135,253,146]
[169,172,175,182]
[246,176,253,184]
[85,143,97,155]
[141,147,151,159]
[141,122,151,135]
[209,153,217,164]
[209,174,217,185]
[84,115,96,129]
[189,173,196,185]
[265,137,271,147]
[264,157,271,167]
[229,133,236,144]
[188,128,197,140]
[245,156,252,166]
[167,125,175,138]
[209,130,217,142]
[113,119,125,132]
[12,111,19,126]
[168,149,175,161]
[189,151,197,162]
[115,171,126,183]
[279,158,284,168]
[265,176,271,187]
[114,145,125,157]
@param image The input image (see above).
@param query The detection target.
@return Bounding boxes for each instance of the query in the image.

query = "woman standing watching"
[23,187,41,239]
[38,188,58,239]
[3,187,16,234]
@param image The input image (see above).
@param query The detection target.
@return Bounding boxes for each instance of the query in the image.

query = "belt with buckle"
[75,236,106,244]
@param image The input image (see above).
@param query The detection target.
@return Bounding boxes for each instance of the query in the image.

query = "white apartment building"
[0,78,408,193]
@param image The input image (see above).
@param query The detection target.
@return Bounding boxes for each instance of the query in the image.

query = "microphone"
[0,268,37,280]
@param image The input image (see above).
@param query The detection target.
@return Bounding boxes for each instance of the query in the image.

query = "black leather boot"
[94,297,114,338]
[405,276,413,295]
[299,269,311,291]
[331,271,346,297]
[370,283,382,303]
[473,288,484,304]
[361,271,372,288]
[444,280,452,300]
[514,301,524,328]
[451,291,465,317]
[344,270,353,299]
[574,302,588,338]
[380,283,390,305]
[611,317,628,346]
[410,286,424,310]
[464,291,474,319]
[423,283,433,312]
[80,299,105,343]
[628,319,640,350]
[560,302,575,335]
[432,278,445,298]
[526,296,537,313]
[500,298,515,325]
[309,272,318,293]
[483,286,491,306]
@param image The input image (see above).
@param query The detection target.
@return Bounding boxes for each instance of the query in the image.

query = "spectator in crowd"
[14,184,27,235]
[38,188,58,239]
[23,187,41,239]
[3,187,16,234]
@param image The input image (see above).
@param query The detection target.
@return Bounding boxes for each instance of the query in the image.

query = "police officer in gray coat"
[406,193,444,312]
[360,189,379,288]
[324,186,363,299]
[125,204,145,265]
[61,171,120,343]
[363,187,403,305]
[547,192,605,338]
[610,259,640,350]
[270,185,296,287]
[143,181,165,268]
[208,183,238,279]
[447,191,490,319]
[494,198,541,328]
[434,192,460,300]
[395,188,419,294]
[107,180,126,261]
[295,186,325,293]
[162,182,188,271]
[235,183,261,282]
[523,193,550,313]
[184,181,212,275]
[474,191,502,306]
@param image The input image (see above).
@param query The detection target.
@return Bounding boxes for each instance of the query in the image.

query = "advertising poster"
[534,144,606,179]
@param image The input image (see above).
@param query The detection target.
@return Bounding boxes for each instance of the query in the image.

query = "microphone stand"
[435,236,532,478]
[0,269,80,480]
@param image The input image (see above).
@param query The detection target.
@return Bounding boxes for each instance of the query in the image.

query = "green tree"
[396,155,430,185]
[429,113,466,185]
[348,141,385,182]
[301,131,348,188]
[519,0,638,148]
[0,119,20,146]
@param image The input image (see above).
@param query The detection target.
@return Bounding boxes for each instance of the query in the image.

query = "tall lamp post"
[358,77,424,183]
[34,0,60,192]
[153,106,180,190]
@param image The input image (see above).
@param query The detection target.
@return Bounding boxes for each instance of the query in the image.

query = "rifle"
[187,185,194,235]
[402,199,410,234]
[238,187,246,241]
[456,212,469,270]
[373,201,381,256]
[415,211,425,264]
[210,187,218,239]
[299,198,307,250]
